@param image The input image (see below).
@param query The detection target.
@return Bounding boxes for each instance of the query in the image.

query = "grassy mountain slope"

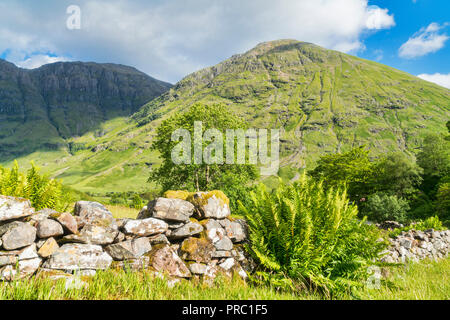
[0,59,172,160]
[3,40,450,194]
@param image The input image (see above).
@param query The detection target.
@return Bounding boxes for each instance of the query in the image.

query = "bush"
[130,194,144,209]
[238,175,387,296]
[389,216,445,237]
[362,193,410,224]
[0,161,70,211]
[436,183,450,224]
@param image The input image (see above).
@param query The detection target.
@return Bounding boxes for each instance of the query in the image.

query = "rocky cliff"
[0,59,172,158]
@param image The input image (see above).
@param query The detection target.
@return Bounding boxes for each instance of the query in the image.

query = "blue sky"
[0,0,449,87]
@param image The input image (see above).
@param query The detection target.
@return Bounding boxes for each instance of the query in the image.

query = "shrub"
[0,161,70,211]
[389,216,445,237]
[130,194,144,209]
[436,183,450,224]
[362,193,410,224]
[239,175,387,296]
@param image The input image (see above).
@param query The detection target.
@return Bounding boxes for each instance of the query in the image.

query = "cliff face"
[0,59,172,158]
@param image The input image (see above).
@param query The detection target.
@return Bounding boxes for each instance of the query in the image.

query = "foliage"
[130,194,144,210]
[389,216,445,238]
[309,146,374,202]
[150,103,258,193]
[239,175,387,296]
[362,193,411,224]
[436,183,450,224]
[0,161,70,211]
[109,192,129,206]
[417,133,450,197]
[372,152,423,199]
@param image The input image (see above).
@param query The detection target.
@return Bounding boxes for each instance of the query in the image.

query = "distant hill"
[0,59,172,159]
[1,40,449,194]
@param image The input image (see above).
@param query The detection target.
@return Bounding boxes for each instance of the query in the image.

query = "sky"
[0,0,449,88]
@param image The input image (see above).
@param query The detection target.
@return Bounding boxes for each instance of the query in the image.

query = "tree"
[150,103,258,193]
[372,152,423,199]
[309,146,374,202]
[362,193,410,224]
[417,133,450,197]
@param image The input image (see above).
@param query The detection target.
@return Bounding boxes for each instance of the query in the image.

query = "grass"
[106,204,139,219]
[1,258,448,300]
[356,258,450,300]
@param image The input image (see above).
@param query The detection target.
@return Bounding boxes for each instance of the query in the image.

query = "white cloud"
[399,23,449,59]
[16,54,71,69]
[0,0,396,82]
[417,73,450,89]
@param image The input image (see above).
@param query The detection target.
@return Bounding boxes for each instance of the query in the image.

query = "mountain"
[1,40,449,194]
[0,59,172,159]
[135,40,450,168]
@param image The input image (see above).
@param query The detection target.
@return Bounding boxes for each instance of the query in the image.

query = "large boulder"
[73,201,116,227]
[146,244,191,278]
[42,244,113,271]
[36,219,64,239]
[188,191,231,219]
[0,195,34,222]
[122,218,168,237]
[179,237,215,263]
[63,224,118,245]
[169,222,203,240]
[139,198,195,222]
[105,238,151,260]
[1,222,36,250]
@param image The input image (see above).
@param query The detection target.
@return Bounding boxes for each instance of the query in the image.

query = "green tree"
[309,146,374,202]
[417,133,450,197]
[130,194,144,210]
[150,103,258,193]
[372,152,423,198]
[362,193,410,224]
[436,183,450,224]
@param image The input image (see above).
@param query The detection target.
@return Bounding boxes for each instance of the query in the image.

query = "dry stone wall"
[0,192,253,283]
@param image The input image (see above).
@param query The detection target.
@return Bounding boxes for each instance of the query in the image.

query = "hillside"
[2,40,450,194]
[0,59,172,159]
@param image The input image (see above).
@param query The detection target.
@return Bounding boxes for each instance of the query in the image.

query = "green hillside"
[2,40,449,195]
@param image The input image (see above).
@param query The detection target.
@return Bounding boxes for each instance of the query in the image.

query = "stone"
[148,234,170,245]
[145,244,191,278]
[56,212,78,234]
[36,219,64,238]
[18,243,39,260]
[1,223,36,250]
[201,219,226,243]
[42,244,113,271]
[169,222,203,240]
[28,209,58,225]
[213,236,233,251]
[0,257,42,281]
[123,218,168,237]
[189,192,231,219]
[212,250,233,258]
[399,238,413,250]
[73,201,116,227]
[188,262,207,275]
[179,237,215,263]
[168,221,186,229]
[114,232,126,243]
[0,255,16,267]
[219,219,247,243]
[38,238,59,258]
[219,258,235,271]
[139,198,194,222]
[63,223,118,245]
[105,238,151,260]
[0,195,34,222]
[111,256,150,271]
[0,221,23,237]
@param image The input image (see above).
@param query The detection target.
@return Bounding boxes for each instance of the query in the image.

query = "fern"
[0,162,70,212]
[239,174,388,296]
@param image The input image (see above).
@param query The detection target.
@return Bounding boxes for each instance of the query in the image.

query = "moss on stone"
[163,190,193,201]
[187,191,230,208]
